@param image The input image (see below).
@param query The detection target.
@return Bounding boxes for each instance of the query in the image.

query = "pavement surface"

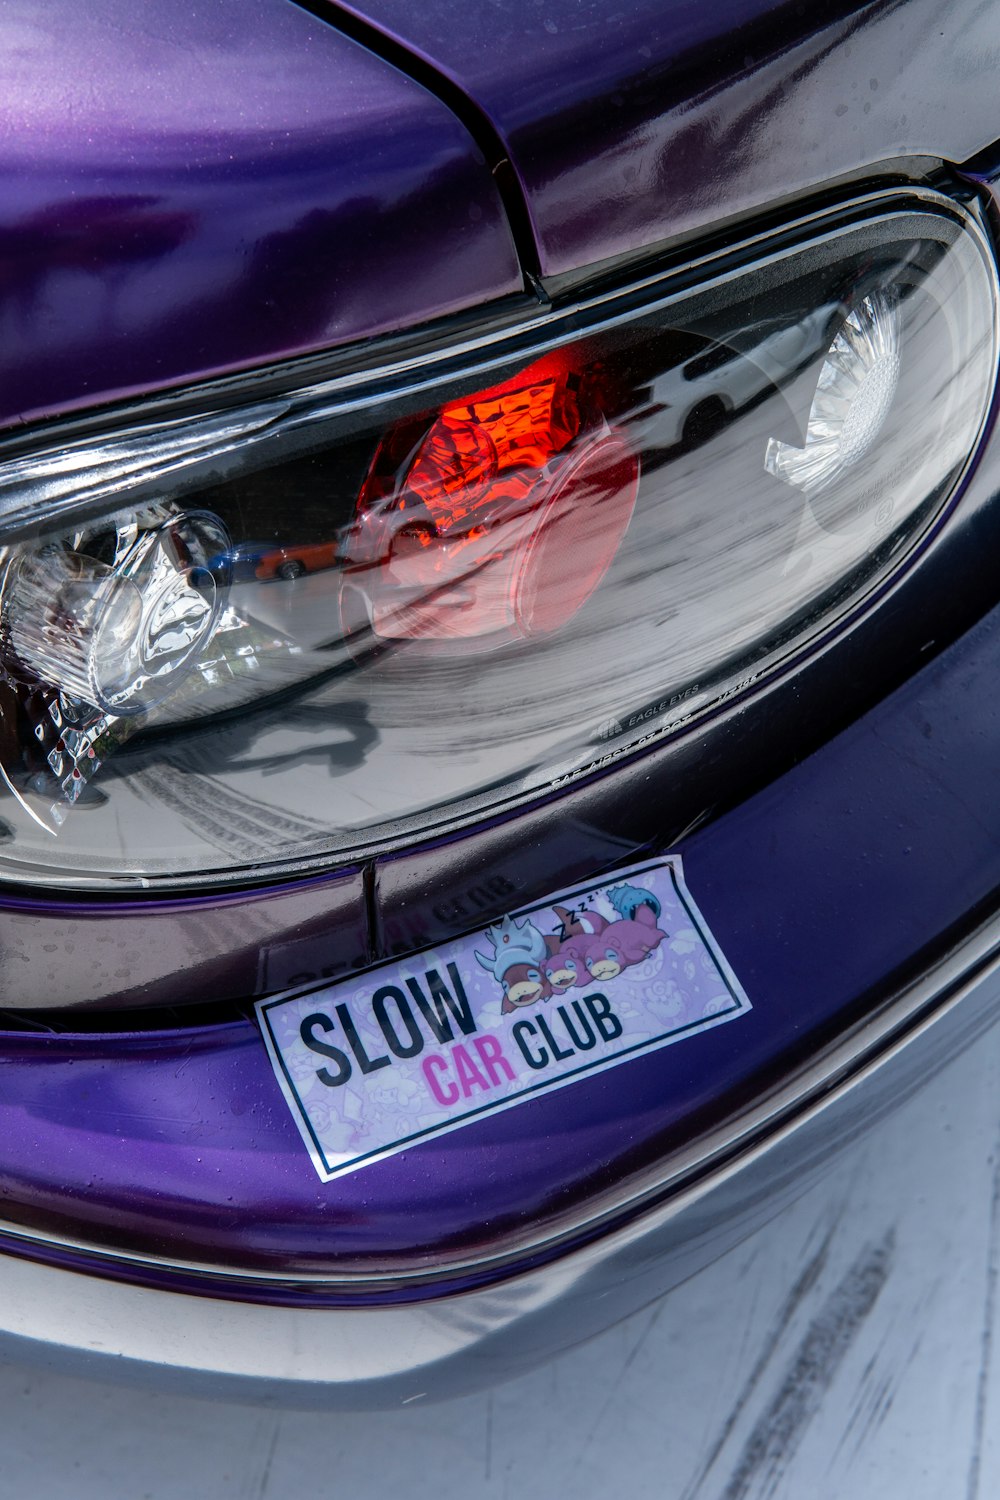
[5,1012,1000,1500]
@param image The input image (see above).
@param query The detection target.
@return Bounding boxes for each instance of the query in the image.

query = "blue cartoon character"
[607,883,662,924]
[475,915,552,1014]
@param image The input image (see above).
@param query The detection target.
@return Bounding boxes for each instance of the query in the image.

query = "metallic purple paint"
[328,0,1000,277]
[9,286,1000,1014]
[0,866,369,1009]
[5,579,1000,1298]
[1,0,999,1337]
[0,0,521,433]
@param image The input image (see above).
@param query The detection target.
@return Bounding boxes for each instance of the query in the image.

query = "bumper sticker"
[256,856,751,1182]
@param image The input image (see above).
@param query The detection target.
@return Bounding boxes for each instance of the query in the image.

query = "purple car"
[1,0,1000,1417]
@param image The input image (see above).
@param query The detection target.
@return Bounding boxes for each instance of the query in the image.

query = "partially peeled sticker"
[256,856,751,1182]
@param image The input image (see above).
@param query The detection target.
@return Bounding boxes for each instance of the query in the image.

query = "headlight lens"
[0,196,994,888]
[4,508,229,715]
[765,289,902,497]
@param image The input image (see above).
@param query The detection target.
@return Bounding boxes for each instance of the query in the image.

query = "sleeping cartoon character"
[581,908,668,981]
[542,932,590,994]
[475,914,553,1013]
[497,963,552,1012]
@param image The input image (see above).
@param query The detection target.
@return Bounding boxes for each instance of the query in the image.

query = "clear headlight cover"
[0,196,994,888]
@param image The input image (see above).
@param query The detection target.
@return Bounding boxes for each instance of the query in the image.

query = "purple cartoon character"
[542,932,589,993]
[582,884,667,981]
[540,907,611,991]
[553,905,608,941]
[475,915,552,1013]
[582,916,666,981]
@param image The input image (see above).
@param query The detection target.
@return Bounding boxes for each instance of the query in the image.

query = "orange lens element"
[405,372,582,533]
[345,353,639,649]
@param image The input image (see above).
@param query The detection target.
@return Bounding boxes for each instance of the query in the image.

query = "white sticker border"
[255,855,752,1183]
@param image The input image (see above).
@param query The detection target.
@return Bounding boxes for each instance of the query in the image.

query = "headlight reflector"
[765,289,902,496]
[3,508,229,716]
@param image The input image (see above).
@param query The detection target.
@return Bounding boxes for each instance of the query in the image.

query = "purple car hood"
[0,0,521,432]
[327,0,1000,278]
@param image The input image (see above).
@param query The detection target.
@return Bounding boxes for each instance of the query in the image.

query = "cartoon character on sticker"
[479,882,668,1008]
[607,883,663,924]
[576,883,668,980]
[581,914,667,980]
[578,883,667,977]
[553,905,609,941]
[542,933,589,993]
[475,915,553,1013]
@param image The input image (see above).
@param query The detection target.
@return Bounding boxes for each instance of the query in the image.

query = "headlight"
[764,289,902,499]
[0,192,994,889]
[3,507,229,716]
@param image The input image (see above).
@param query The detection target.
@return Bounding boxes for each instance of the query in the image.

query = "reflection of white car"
[637,304,840,448]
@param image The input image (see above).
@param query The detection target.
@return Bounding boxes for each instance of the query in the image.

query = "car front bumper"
[5,566,1000,1399]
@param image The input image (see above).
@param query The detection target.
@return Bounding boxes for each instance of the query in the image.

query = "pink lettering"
[423,1053,459,1106]
[452,1043,490,1097]
[473,1034,516,1086]
[423,1038,516,1105]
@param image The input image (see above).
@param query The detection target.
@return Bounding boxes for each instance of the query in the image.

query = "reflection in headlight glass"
[0,202,994,887]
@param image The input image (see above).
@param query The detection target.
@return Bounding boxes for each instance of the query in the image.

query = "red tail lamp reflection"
[342,355,640,649]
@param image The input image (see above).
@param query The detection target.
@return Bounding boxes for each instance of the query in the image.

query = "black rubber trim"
[960,138,1000,180]
[290,0,543,283]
